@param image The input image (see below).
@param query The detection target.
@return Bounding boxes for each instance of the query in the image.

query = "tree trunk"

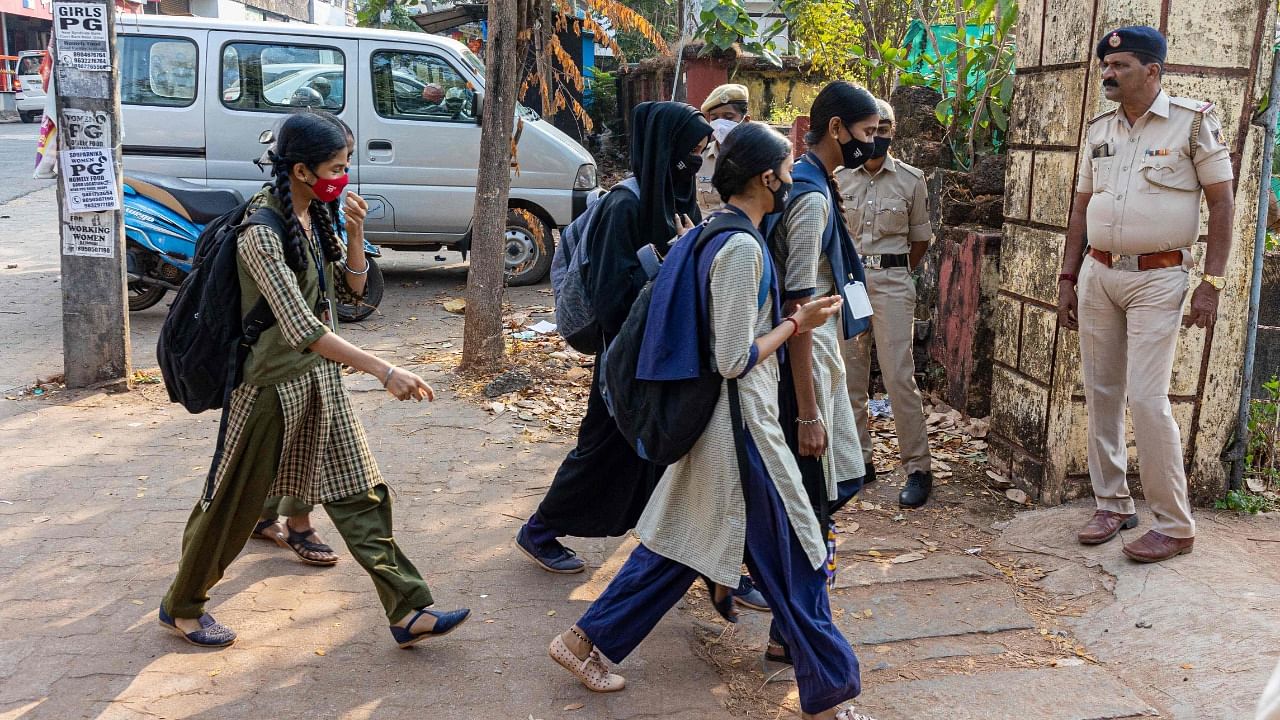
[460,0,529,373]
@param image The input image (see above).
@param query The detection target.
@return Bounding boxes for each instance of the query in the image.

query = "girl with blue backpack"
[765,81,880,665]
[158,112,470,650]
[548,122,874,720]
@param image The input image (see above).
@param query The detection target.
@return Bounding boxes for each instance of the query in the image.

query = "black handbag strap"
[728,378,751,490]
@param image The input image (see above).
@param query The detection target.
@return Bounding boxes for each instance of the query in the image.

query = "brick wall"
[991,0,1276,505]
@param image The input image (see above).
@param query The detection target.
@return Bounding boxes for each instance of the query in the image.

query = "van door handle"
[367,140,394,164]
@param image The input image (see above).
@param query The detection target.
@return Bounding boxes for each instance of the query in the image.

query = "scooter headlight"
[573,163,597,191]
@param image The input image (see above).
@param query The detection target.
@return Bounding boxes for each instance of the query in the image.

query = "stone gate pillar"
[991,0,1276,505]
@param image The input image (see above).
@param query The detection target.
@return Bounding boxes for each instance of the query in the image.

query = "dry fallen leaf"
[563,703,585,711]
[547,610,557,617]
[1181,663,1194,670]
[867,549,882,557]
[315,649,326,656]
[891,552,926,564]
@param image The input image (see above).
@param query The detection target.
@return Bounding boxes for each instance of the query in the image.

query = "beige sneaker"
[549,635,626,693]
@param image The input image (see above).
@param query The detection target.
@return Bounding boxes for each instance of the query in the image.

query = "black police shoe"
[898,471,933,509]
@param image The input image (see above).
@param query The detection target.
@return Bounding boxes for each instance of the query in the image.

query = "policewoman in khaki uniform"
[1058,26,1235,563]
[696,84,751,215]
[836,99,935,508]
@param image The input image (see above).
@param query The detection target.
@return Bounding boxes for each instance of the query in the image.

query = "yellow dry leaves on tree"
[528,0,669,134]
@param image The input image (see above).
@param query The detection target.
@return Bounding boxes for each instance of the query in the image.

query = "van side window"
[121,36,197,108]
[221,42,345,112]
[371,51,475,123]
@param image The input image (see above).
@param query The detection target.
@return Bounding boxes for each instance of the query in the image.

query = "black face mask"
[673,152,703,178]
[871,136,892,159]
[767,178,792,214]
[840,134,876,170]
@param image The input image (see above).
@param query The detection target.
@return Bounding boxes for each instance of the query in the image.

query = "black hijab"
[629,101,713,251]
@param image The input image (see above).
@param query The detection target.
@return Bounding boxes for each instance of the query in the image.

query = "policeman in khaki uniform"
[1058,26,1235,563]
[836,98,935,509]
[695,84,751,215]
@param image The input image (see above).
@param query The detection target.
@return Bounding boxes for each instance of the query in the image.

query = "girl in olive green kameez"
[159,112,469,649]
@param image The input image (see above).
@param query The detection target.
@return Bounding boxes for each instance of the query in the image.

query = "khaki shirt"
[836,156,931,255]
[696,141,722,215]
[1077,91,1234,254]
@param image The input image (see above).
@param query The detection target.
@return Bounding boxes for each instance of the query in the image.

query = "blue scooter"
[123,172,384,322]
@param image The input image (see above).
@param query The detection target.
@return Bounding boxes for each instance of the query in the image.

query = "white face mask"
[710,118,739,145]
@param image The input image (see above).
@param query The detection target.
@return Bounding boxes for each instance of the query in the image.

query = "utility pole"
[51,0,130,389]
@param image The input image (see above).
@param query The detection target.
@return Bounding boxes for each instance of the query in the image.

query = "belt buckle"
[862,254,881,270]
[1113,254,1139,272]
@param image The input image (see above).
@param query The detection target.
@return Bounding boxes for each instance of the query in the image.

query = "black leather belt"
[862,253,909,269]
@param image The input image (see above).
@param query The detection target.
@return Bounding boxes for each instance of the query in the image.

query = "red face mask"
[310,171,349,203]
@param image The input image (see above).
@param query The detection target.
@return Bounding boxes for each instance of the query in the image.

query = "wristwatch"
[1201,273,1227,291]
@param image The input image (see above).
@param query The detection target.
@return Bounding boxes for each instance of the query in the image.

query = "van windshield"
[17,56,42,76]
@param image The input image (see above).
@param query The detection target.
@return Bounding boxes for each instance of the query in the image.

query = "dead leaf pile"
[415,306,593,438]
[866,393,990,484]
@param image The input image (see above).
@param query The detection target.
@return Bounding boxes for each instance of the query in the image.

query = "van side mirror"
[474,92,483,126]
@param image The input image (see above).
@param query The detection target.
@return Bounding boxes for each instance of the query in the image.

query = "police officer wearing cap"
[1058,26,1234,563]
[696,84,751,214]
[836,98,935,508]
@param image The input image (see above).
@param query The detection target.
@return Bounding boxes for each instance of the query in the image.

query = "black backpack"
[601,212,762,466]
[156,203,287,414]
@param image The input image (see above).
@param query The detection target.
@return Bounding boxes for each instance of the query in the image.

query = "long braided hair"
[266,112,348,272]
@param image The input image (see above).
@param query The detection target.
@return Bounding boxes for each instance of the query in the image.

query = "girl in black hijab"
[515,102,712,573]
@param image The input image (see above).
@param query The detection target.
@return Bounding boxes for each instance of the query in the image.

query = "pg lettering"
[56,5,105,32]
[69,161,106,176]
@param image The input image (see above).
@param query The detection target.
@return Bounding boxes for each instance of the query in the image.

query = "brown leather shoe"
[1077,510,1138,545]
[1123,530,1193,563]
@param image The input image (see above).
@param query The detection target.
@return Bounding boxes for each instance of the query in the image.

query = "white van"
[117,16,599,285]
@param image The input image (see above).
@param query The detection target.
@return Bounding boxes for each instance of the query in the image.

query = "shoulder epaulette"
[1087,108,1117,125]
[1170,96,1215,114]
[897,160,925,180]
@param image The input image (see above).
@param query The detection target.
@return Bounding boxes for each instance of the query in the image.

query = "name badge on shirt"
[843,281,874,319]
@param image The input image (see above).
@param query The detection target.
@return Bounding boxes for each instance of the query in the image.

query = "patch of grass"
[1214,489,1277,515]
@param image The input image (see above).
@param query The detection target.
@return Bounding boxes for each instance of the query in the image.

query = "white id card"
[843,281,874,319]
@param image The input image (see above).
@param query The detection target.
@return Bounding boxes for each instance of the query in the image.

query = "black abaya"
[535,102,712,539]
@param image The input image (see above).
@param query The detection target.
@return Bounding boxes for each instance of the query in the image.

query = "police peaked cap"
[1096,26,1167,64]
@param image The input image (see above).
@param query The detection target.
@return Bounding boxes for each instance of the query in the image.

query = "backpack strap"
[200,206,290,511]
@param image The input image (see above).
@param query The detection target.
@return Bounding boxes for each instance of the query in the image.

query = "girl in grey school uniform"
[548,122,875,720]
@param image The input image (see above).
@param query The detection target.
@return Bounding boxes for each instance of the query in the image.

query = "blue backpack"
[551,178,638,354]
[601,211,772,465]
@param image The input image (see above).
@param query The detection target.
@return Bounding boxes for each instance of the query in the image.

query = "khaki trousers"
[841,267,931,474]
[1077,255,1194,538]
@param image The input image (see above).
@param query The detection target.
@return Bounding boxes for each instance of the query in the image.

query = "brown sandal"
[283,521,339,566]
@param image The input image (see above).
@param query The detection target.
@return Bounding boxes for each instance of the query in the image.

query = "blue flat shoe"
[732,575,771,612]
[515,524,585,574]
[158,606,237,648]
[390,607,471,648]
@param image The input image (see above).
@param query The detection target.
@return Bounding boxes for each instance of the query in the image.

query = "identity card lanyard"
[306,231,338,333]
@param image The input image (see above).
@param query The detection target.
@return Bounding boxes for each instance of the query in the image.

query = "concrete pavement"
[1,184,1278,719]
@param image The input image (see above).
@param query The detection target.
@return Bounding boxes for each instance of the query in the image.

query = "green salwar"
[162,385,433,623]
[261,495,314,521]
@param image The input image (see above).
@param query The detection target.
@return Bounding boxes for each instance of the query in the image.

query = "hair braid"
[270,165,309,272]
[308,200,345,263]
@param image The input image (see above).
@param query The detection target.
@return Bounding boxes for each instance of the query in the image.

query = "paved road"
[0,120,52,204]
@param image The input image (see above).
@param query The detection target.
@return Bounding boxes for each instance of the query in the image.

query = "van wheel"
[337,256,384,323]
[504,210,553,287]
[19,111,38,124]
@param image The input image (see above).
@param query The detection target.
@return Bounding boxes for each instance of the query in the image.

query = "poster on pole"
[53,2,110,72]
[59,147,119,212]
[62,211,115,258]
[60,109,111,149]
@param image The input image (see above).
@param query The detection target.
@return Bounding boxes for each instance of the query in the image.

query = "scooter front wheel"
[337,256,383,323]
[128,283,167,311]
